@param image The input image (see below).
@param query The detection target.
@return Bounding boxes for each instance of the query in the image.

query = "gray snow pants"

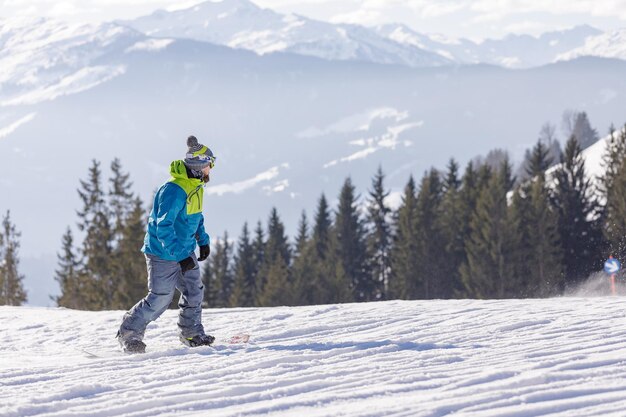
[118,253,205,342]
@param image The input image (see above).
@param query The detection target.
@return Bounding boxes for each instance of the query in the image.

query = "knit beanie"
[184,135,215,171]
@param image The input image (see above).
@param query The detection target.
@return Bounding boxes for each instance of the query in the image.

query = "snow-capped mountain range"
[121,0,452,68]
[1,0,625,108]
[557,28,626,62]
[2,0,626,306]
[0,17,141,107]
[118,0,624,68]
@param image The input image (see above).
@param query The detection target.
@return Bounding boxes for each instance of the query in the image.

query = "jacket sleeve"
[155,184,187,260]
[195,215,210,247]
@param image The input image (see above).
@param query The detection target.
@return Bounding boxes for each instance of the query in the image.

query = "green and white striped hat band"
[184,135,216,170]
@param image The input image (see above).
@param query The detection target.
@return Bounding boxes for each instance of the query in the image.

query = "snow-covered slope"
[577,131,613,181]
[0,17,142,106]
[121,0,452,67]
[557,29,626,62]
[123,1,610,69]
[3,297,626,416]
[375,23,603,68]
[545,128,623,189]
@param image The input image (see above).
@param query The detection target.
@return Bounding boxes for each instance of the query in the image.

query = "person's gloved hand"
[179,256,195,273]
[198,244,210,261]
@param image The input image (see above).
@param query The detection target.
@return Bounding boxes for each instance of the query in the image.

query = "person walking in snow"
[117,136,216,353]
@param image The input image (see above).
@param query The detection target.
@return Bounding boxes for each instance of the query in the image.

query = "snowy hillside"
[0,17,142,106]
[122,0,611,69]
[121,0,451,67]
[374,24,602,68]
[3,297,626,416]
[545,128,622,188]
[557,29,626,62]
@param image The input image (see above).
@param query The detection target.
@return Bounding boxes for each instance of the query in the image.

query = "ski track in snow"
[2,298,626,416]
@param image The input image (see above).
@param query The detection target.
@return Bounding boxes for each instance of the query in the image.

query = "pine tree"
[513,140,563,296]
[516,123,562,183]
[316,194,350,304]
[460,162,481,216]
[335,178,367,302]
[439,159,465,297]
[297,195,332,304]
[601,125,626,259]
[525,140,554,177]
[323,237,352,304]
[291,211,312,304]
[552,135,603,287]
[389,176,418,299]
[414,169,447,298]
[365,167,391,301]
[108,158,145,309]
[572,112,599,149]
[461,160,517,298]
[298,194,351,305]
[527,173,563,295]
[257,209,291,304]
[256,255,292,307]
[230,223,256,307]
[313,195,332,258]
[112,197,147,309]
[291,212,317,305]
[251,221,265,291]
[455,161,488,298]
[294,211,309,258]
[600,125,626,194]
[291,240,316,305]
[207,232,234,307]
[54,227,83,308]
[0,211,27,305]
[76,159,114,310]
[109,158,134,244]
[509,188,533,296]
[201,253,216,308]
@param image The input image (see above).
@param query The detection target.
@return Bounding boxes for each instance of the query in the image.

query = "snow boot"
[180,334,215,347]
[117,332,146,354]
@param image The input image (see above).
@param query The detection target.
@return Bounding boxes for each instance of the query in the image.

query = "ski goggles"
[188,147,216,169]
[198,153,216,169]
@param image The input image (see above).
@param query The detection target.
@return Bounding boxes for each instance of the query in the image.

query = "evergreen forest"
[3,116,626,309]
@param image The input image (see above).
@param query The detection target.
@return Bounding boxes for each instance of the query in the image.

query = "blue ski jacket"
[142,160,210,262]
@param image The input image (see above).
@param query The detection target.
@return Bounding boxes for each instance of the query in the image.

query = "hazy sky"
[2,0,625,40]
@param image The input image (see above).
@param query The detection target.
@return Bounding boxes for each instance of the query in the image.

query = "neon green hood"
[168,160,204,215]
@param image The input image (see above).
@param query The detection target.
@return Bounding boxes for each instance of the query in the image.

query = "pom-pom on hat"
[184,135,215,170]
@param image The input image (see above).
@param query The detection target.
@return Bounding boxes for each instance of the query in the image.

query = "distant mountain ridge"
[374,23,602,68]
[119,0,619,68]
[119,0,452,68]
[0,17,143,106]
[556,28,626,61]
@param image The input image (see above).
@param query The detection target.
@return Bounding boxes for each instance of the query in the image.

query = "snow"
[545,129,617,188]
[578,132,611,181]
[1,65,126,107]
[298,108,414,138]
[3,297,626,416]
[0,113,36,140]
[321,112,423,168]
[125,38,174,53]
[123,1,452,68]
[205,164,290,196]
[556,29,626,61]
[0,18,138,106]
